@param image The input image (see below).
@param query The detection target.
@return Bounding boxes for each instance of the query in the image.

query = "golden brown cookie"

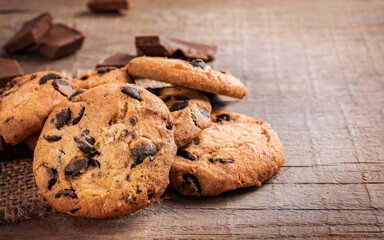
[126,56,247,99]
[33,83,176,219]
[71,66,134,90]
[156,86,212,147]
[0,71,75,149]
[169,110,285,196]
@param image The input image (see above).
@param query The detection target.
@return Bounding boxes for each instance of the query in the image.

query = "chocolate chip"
[46,168,57,190]
[182,174,201,194]
[130,117,137,125]
[177,148,196,161]
[69,89,85,101]
[126,175,131,182]
[0,136,6,150]
[122,129,135,138]
[57,150,64,164]
[97,66,116,74]
[52,79,76,98]
[80,75,88,80]
[80,130,95,146]
[39,73,62,85]
[64,157,89,176]
[216,113,233,122]
[169,100,189,112]
[145,108,154,112]
[52,108,71,129]
[44,135,62,142]
[30,74,37,80]
[5,116,13,123]
[74,137,99,155]
[131,143,157,166]
[191,113,198,126]
[148,194,154,200]
[189,59,208,69]
[175,95,190,101]
[197,106,209,118]
[209,157,234,164]
[70,208,79,214]
[71,106,85,125]
[161,96,171,103]
[166,121,173,130]
[124,196,136,204]
[89,159,100,168]
[121,86,141,101]
[55,189,78,199]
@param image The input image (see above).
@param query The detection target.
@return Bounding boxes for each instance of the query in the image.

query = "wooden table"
[1,0,384,238]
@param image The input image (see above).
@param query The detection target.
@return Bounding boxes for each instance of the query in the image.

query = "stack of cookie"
[0,53,284,219]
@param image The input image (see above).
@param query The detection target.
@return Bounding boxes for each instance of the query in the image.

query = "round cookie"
[71,66,134,90]
[126,56,247,99]
[33,83,176,219]
[156,86,212,147]
[169,109,285,197]
[0,71,75,149]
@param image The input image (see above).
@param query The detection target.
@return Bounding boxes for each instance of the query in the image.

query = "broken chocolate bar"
[96,52,136,68]
[3,12,53,54]
[39,23,85,60]
[135,35,218,62]
[0,58,23,88]
[87,0,130,12]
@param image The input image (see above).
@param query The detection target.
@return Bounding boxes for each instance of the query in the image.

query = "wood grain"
[0,0,384,238]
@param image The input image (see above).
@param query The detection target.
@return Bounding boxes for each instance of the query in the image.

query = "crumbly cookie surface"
[71,66,133,90]
[169,109,285,196]
[0,71,75,148]
[156,86,211,147]
[33,83,176,218]
[126,57,247,99]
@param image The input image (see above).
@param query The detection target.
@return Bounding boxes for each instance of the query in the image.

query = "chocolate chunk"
[121,86,141,100]
[122,129,135,138]
[130,117,137,125]
[197,106,209,118]
[39,73,62,85]
[52,79,76,98]
[5,116,14,123]
[57,150,64,164]
[55,189,78,199]
[89,159,101,168]
[69,89,85,101]
[3,12,53,54]
[191,113,198,126]
[161,96,171,103]
[135,35,217,62]
[80,75,88,80]
[148,194,154,200]
[87,0,131,12]
[209,157,234,164]
[145,108,154,112]
[52,108,71,129]
[30,74,37,80]
[70,208,80,214]
[74,137,99,155]
[215,113,233,122]
[182,174,201,194]
[126,175,131,181]
[189,59,208,69]
[71,106,85,125]
[169,100,189,112]
[0,58,23,88]
[44,135,62,142]
[131,143,157,166]
[96,52,136,68]
[166,121,173,130]
[64,157,89,176]
[81,130,95,145]
[39,23,85,60]
[0,136,5,150]
[46,168,57,190]
[177,148,196,161]
[174,95,190,101]
[96,66,116,74]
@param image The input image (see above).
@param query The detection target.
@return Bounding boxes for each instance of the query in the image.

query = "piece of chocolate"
[39,23,85,60]
[135,35,218,62]
[3,12,53,54]
[96,52,136,68]
[0,58,23,88]
[87,0,130,12]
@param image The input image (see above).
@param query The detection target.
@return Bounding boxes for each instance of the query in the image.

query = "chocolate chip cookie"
[33,83,176,218]
[0,71,75,149]
[156,86,212,147]
[71,66,134,90]
[126,56,247,99]
[169,109,285,196]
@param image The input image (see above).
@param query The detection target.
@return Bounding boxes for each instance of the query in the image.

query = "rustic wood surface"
[1,0,384,238]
